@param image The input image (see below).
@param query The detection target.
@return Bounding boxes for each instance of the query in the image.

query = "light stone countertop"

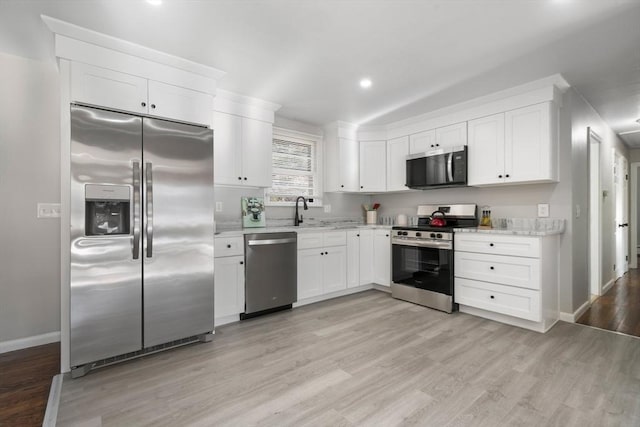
[215,224,393,238]
[454,218,565,236]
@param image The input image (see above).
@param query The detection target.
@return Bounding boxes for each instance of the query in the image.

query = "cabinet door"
[297,249,324,299]
[339,138,360,191]
[214,256,245,320]
[387,136,409,191]
[359,140,386,192]
[242,118,273,187]
[409,130,436,154]
[373,230,391,286]
[71,62,148,115]
[359,229,374,285]
[346,231,360,288]
[213,112,244,185]
[436,122,467,149]
[505,103,553,183]
[148,80,213,126]
[323,246,347,293]
[467,113,505,186]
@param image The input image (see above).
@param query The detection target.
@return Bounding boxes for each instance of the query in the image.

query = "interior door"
[615,151,629,278]
[142,118,214,347]
[70,105,143,367]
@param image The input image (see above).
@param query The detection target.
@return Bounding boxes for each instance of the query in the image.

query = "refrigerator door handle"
[146,162,154,258]
[132,161,141,259]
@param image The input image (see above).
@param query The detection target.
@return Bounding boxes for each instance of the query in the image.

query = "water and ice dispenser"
[84,184,130,236]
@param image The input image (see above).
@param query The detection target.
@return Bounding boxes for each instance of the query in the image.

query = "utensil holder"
[366,211,377,225]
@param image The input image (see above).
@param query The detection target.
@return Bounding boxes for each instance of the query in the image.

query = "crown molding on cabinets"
[41,15,225,82]
[324,121,359,141]
[214,89,281,123]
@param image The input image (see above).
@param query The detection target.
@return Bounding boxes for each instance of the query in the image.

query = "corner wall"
[0,52,61,347]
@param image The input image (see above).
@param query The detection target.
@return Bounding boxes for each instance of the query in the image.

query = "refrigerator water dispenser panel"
[85,184,130,236]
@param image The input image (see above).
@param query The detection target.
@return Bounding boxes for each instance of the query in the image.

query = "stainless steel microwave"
[406,146,467,189]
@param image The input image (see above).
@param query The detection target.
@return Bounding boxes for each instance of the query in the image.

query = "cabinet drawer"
[455,252,540,290]
[455,278,540,322]
[454,233,540,258]
[297,232,324,249]
[323,231,347,247]
[214,236,244,258]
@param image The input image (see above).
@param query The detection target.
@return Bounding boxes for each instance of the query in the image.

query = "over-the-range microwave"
[406,146,467,189]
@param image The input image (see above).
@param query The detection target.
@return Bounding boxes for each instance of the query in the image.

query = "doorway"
[614,149,629,280]
[588,128,601,298]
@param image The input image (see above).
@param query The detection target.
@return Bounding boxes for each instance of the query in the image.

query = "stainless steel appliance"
[70,104,214,377]
[406,146,467,189]
[391,204,477,312]
[242,232,297,319]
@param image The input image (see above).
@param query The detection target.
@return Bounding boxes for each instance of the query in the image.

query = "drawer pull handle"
[490,295,495,299]
[490,266,494,270]
[227,244,231,248]
[240,261,244,265]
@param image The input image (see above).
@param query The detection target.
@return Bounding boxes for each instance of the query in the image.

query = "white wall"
[0,52,61,344]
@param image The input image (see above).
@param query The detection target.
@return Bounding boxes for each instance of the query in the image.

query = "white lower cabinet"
[297,231,347,300]
[373,229,391,287]
[346,231,360,288]
[214,236,245,325]
[454,232,559,332]
[359,229,374,285]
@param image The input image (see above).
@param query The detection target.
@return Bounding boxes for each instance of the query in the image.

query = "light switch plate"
[215,202,223,212]
[537,203,549,218]
[37,203,61,218]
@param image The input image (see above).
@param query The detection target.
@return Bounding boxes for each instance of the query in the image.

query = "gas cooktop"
[393,203,478,233]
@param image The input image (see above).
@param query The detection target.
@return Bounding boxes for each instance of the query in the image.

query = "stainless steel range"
[391,204,477,313]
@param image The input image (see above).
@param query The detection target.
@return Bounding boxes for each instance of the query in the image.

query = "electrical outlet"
[324,204,332,213]
[37,203,61,218]
[537,204,549,218]
[575,204,581,219]
[215,202,223,212]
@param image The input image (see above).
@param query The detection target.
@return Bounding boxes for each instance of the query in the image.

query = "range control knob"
[416,232,422,237]
[402,231,408,236]
[430,233,436,238]
[436,233,443,238]
[397,231,403,236]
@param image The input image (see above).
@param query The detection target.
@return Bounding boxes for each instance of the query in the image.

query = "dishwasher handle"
[247,237,297,246]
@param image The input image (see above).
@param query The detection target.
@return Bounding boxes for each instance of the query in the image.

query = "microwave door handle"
[446,152,454,182]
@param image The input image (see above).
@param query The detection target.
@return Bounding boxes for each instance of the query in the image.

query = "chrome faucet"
[294,196,308,226]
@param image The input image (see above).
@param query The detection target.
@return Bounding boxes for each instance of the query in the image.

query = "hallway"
[577,268,640,338]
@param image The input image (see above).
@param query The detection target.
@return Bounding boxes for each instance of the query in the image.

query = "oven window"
[392,244,452,295]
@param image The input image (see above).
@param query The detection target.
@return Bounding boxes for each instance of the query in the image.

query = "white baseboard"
[294,284,374,308]
[559,299,591,323]
[43,373,63,427]
[0,331,60,354]
[602,279,615,294]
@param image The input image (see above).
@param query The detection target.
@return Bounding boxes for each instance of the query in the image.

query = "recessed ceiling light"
[359,78,372,89]
[146,0,162,5]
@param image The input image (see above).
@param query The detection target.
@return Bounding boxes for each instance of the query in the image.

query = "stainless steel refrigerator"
[70,104,214,376]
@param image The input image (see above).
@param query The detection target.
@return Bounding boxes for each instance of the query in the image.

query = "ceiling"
[1,0,639,145]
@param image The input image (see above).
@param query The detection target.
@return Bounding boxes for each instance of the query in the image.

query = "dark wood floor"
[0,342,60,427]
[577,267,640,338]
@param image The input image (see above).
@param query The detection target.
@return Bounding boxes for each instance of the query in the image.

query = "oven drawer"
[454,233,540,258]
[454,252,540,290]
[455,278,540,322]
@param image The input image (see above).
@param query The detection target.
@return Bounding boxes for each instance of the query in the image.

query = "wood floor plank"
[57,290,640,426]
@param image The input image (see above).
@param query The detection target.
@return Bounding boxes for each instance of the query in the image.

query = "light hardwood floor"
[57,290,640,426]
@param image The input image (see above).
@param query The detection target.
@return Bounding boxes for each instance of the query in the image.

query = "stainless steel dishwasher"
[241,232,297,319]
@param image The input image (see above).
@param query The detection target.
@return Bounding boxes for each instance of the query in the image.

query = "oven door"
[392,243,453,295]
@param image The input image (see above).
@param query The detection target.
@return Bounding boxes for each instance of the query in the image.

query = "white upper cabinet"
[71,62,213,126]
[409,129,436,154]
[147,80,213,126]
[467,113,505,186]
[213,112,273,187]
[386,136,409,192]
[359,140,386,192]
[468,102,557,186]
[436,122,467,149]
[505,102,556,184]
[339,138,360,191]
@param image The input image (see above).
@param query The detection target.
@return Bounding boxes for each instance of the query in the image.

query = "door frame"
[588,128,602,297]
[630,162,640,269]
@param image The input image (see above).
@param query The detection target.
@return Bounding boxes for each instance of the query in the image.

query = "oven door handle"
[392,240,453,250]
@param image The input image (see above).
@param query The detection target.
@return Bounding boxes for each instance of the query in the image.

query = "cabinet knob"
[141,102,146,107]
[320,252,324,256]
[240,261,244,265]
[244,177,247,180]
[386,234,389,237]
[238,177,242,180]
[360,186,364,189]
[151,104,156,109]
[489,243,494,247]
[341,185,344,188]
[490,266,494,270]
[325,251,328,255]
[490,295,495,299]
[505,174,510,178]
[498,174,503,178]
[357,234,360,237]
[435,144,440,147]
[227,244,231,248]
